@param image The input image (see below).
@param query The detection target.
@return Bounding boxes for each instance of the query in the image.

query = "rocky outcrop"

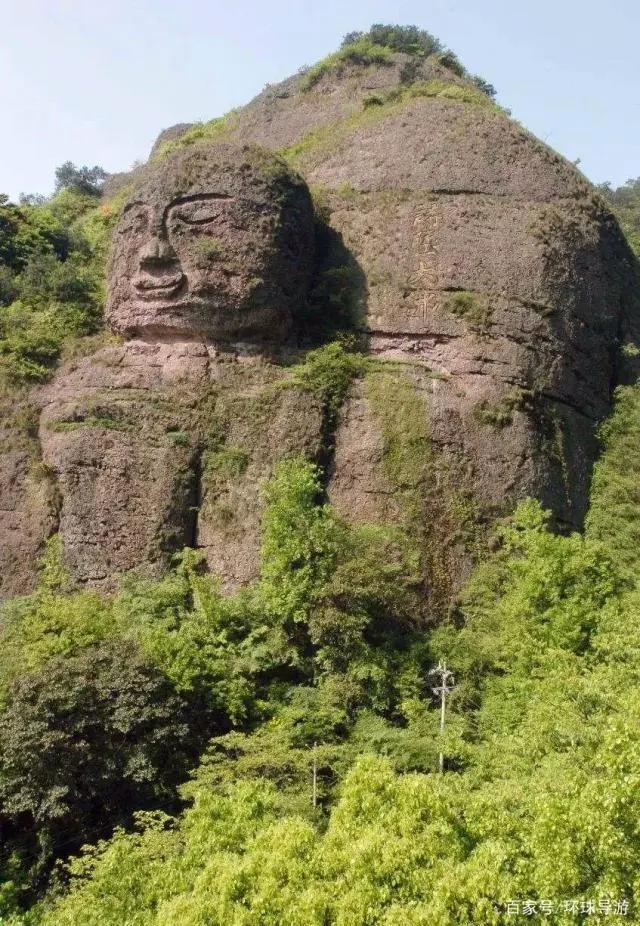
[227,70,639,528]
[1,51,638,602]
[149,123,196,158]
[321,184,633,527]
[36,339,323,592]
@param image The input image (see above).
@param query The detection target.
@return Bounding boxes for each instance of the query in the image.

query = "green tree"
[0,183,114,384]
[0,194,69,273]
[54,162,107,196]
[0,640,198,893]
[599,177,640,256]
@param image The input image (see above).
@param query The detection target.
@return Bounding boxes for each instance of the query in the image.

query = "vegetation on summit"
[300,24,496,99]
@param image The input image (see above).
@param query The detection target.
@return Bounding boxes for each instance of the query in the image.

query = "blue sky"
[0,0,638,200]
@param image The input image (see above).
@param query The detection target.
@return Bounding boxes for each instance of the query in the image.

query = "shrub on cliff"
[260,457,422,678]
[342,24,442,57]
[471,74,497,99]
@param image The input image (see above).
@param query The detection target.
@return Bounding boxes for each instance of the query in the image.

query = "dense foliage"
[600,177,640,256]
[0,458,433,915]
[0,165,116,385]
[0,641,198,904]
[54,162,107,196]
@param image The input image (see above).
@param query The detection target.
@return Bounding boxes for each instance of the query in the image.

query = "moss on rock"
[366,367,479,618]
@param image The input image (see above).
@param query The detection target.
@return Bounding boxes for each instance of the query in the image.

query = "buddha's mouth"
[133,272,186,301]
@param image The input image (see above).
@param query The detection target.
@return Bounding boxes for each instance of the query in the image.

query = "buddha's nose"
[133,228,185,298]
[139,232,178,269]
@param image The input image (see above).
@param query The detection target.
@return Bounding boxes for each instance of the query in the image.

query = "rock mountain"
[1,45,638,609]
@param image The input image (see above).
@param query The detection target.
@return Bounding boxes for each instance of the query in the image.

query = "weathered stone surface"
[327,379,401,526]
[297,101,589,200]
[107,144,315,343]
[0,450,58,599]
[196,377,324,588]
[228,55,471,153]
[319,185,635,526]
[36,340,323,591]
[149,123,195,158]
[0,396,59,598]
[206,64,636,531]
[266,84,638,530]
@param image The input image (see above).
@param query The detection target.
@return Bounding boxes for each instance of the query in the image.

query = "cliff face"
[1,51,638,604]
[216,57,639,530]
[36,340,323,590]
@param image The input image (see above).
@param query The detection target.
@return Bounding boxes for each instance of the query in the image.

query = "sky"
[0,0,638,200]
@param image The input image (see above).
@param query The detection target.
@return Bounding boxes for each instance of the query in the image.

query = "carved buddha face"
[107,144,315,341]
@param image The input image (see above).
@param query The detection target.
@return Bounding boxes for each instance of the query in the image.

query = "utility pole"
[312,741,317,808]
[428,661,456,774]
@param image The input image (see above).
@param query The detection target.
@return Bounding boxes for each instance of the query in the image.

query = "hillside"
[1,24,640,925]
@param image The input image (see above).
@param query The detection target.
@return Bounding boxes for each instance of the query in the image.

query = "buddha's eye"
[172,201,224,226]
